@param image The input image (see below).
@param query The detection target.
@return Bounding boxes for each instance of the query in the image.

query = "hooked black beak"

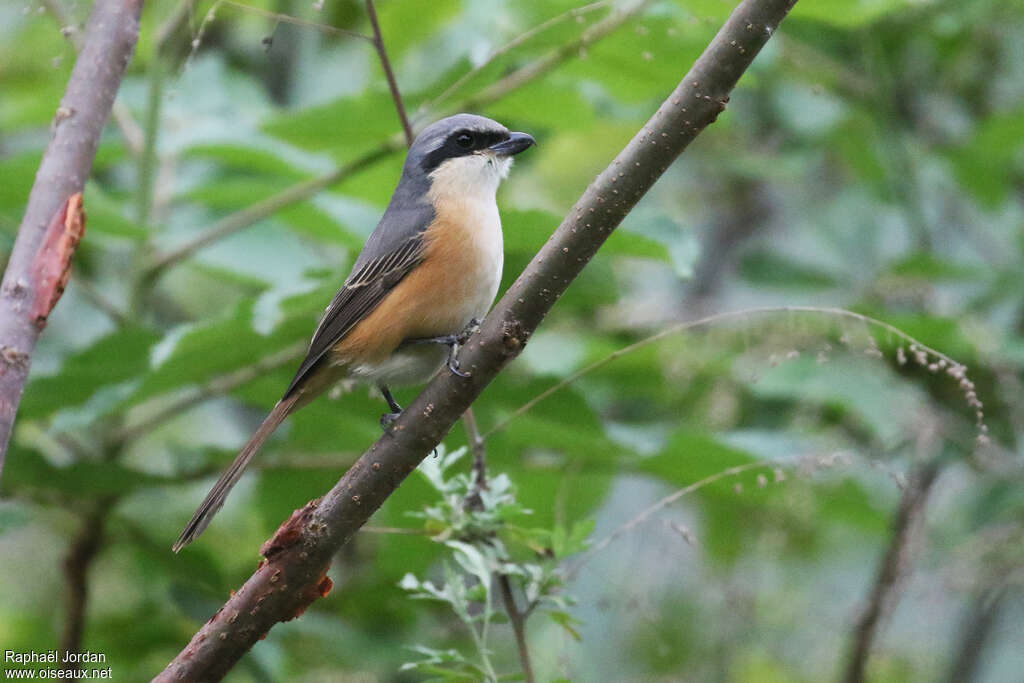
[489,131,536,156]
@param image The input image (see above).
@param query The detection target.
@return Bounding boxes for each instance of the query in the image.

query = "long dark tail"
[172,395,298,552]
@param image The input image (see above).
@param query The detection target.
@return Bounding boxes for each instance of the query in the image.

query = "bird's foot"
[456,317,482,345]
[447,346,470,378]
[378,384,403,429]
[404,318,482,379]
[380,410,402,429]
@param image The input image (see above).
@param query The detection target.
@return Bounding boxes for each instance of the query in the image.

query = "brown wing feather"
[284,236,425,397]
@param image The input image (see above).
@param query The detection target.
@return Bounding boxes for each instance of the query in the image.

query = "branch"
[142,0,649,280]
[0,0,143,476]
[220,0,373,42]
[141,147,397,279]
[842,461,941,683]
[61,500,112,673]
[365,0,414,147]
[156,1,796,678]
[462,407,487,494]
[498,574,535,683]
[419,0,614,117]
[40,0,146,156]
[943,584,1007,683]
[110,341,306,445]
[460,0,653,113]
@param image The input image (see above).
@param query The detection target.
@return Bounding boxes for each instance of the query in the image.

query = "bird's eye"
[455,132,474,149]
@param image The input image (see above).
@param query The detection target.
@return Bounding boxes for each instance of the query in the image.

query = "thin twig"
[61,499,113,672]
[943,584,1007,683]
[365,0,414,147]
[463,407,487,494]
[141,146,397,279]
[419,0,613,118]
[221,0,373,41]
[498,574,535,683]
[483,305,976,441]
[842,461,941,683]
[567,462,772,579]
[461,0,653,113]
[110,341,306,445]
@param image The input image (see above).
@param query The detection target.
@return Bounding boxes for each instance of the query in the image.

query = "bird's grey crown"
[349,114,508,274]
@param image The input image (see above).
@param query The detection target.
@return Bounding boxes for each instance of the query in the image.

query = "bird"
[172,113,535,552]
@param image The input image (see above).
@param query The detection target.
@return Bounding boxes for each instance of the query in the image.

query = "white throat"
[427,153,513,201]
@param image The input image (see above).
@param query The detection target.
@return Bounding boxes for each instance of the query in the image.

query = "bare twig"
[498,574,535,683]
[110,341,306,445]
[842,461,941,683]
[460,0,653,113]
[143,0,648,280]
[944,584,1007,683]
[464,397,530,681]
[221,0,372,41]
[462,407,487,493]
[568,462,772,579]
[141,146,397,279]
[365,0,414,147]
[0,0,143,475]
[61,500,113,672]
[156,2,796,678]
[419,0,613,118]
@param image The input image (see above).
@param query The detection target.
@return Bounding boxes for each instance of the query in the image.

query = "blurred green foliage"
[1,0,1022,681]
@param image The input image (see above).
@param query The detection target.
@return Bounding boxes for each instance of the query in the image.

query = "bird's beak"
[488,132,536,156]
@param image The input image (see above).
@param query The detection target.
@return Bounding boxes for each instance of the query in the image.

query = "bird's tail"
[172,395,298,552]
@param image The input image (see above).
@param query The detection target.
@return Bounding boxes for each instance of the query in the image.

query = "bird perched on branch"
[173,114,534,552]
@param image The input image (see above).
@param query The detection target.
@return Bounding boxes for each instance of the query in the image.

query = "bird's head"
[406,113,535,200]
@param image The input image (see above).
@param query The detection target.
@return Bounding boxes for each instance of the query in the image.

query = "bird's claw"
[380,410,402,429]
[457,317,482,345]
[448,351,470,378]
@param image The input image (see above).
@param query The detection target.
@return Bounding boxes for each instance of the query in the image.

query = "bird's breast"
[326,193,504,383]
[416,194,504,332]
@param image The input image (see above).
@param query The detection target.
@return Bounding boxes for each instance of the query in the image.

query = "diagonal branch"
[419,0,614,117]
[0,0,143,476]
[155,1,797,679]
[61,499,113,673]
[40,0,145,156]
[365,0,414,146]
[842,461,942,683]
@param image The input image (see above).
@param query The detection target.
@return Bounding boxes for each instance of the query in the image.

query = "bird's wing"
[284,235,426,397]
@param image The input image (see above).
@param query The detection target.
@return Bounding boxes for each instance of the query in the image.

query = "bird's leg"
[403,318,482,378]
[379,384,403,428]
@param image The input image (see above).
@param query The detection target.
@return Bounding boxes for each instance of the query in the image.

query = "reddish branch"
[155,0,797,679]
[0,0,143,474]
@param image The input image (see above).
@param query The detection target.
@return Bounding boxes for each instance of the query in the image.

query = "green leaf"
[21,326,160,419]
[739,250,841,290]
[3,450,171,497]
